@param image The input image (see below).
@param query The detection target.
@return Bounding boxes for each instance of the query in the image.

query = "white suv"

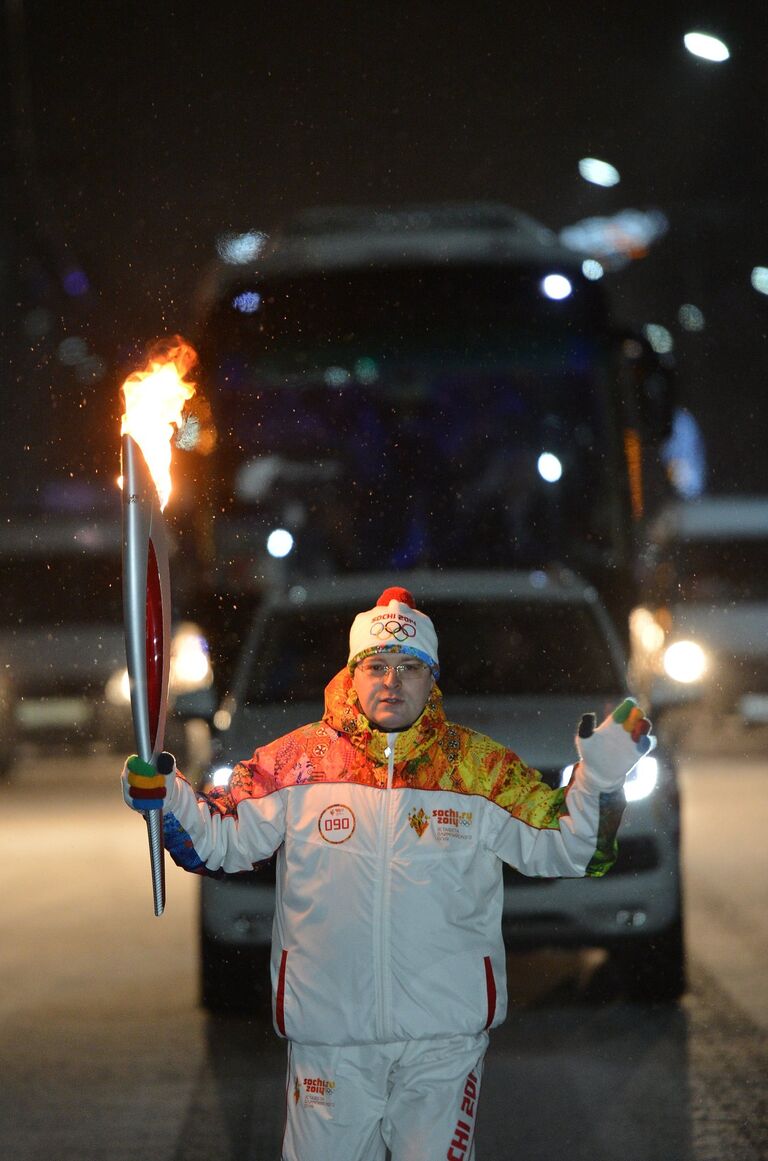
[196,569,684,1009]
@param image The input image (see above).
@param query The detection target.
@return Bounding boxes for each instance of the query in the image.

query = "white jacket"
[162,670,630,1046]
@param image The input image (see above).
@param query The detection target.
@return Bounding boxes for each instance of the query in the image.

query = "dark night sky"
[3,1,767,496]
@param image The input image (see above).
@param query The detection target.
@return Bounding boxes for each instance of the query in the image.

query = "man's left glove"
[575,698,656,791]
[121,752,177,811]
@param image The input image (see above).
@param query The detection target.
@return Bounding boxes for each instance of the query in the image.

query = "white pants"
[281,1031,488,1161]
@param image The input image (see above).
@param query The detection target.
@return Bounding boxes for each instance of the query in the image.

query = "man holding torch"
[121,586,653,1161]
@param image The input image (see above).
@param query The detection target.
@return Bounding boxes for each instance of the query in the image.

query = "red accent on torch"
[146,538,165,745]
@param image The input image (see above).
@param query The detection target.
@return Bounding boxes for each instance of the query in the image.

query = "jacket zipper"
[372,735,396,1040]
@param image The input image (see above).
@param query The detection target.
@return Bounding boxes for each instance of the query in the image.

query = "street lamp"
[683,31,730,62]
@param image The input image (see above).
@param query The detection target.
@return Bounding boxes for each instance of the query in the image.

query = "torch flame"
[120,338,198,509]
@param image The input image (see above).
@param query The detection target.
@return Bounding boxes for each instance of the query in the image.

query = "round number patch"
[318,803,356,844]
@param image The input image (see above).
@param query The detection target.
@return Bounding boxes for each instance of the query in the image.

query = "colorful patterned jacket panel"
[199,670,623,874]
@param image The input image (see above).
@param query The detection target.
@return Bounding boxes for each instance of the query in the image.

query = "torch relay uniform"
[126,589,652,1161]
[162,702,635,1159]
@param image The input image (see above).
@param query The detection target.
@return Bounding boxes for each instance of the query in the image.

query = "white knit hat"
[348,587,439,676]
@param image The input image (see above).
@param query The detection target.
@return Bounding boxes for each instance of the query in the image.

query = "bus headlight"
[663,639,707,683]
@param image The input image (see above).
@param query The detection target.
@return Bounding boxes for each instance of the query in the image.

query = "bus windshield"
[209,263,607,368]
[197,262,628,576]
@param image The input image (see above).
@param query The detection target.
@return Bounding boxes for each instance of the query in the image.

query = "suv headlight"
[662,639,707,683]
[104,622,213,707]
[208,765,234,789]
[105,666,131,707]
[170,623,213,693]
[560,754,659,802]
[624,755,658,802]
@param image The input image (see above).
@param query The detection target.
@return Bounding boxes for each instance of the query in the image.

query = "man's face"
[352,652,434,731]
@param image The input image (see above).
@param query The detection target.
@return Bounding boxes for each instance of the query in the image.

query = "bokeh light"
[678,303,705,331]
[581,259,604,281]
[232,291,262,313]
[683,31,730,62]
[63,268,90,297]
[643,323,674,354]
[537,452,563,483]
[578,157,620,187]
[750,267,768,295]
[541,274,572,300]
[217,231,268,264]
[267,528,294,558]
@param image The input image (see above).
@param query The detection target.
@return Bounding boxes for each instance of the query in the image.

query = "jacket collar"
[322,667,447,765]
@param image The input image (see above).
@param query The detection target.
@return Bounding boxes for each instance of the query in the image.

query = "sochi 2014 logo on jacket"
[294,1075,336,1108]
[408,807,429,837]
[408,804,474,840]
[318,803,356,843]
[432,807,474,841]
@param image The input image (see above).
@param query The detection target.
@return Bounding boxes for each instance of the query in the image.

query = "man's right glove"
[121,752,177,811]
[575,698,655,791]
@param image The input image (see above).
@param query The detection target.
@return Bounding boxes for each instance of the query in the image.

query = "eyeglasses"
[357,660,429,680]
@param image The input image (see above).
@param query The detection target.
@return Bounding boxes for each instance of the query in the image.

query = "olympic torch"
[120,339,197,916]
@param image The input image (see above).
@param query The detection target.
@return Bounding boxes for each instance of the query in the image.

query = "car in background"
[196,569,685,1011]
[0,673,19,780]
[631,496,768,729]
[0,513,214,759]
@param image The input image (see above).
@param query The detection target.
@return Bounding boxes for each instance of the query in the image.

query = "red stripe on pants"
[483,956,496,1028]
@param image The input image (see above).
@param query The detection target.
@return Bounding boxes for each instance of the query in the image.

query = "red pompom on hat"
[377,587,416,608]
[348,586,439,674]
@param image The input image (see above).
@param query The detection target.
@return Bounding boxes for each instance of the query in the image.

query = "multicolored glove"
[575,698,655,790]
[121,752,177,812]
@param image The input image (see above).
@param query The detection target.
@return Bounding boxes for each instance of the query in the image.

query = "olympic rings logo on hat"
[371,619,416,643]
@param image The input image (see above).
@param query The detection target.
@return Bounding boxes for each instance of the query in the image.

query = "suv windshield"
[244,599,621,704]
[668,540,768,601]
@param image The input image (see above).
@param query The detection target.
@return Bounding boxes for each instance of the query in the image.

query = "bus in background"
[182,203,676,664]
